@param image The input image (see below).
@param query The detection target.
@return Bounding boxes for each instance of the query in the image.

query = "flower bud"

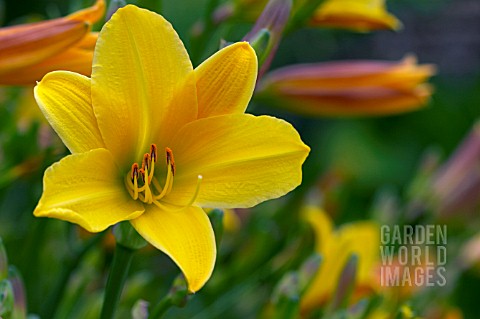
[0,279,14,318]
[0,238,7,281]
[257,55,435,117]
[311,0,402,32]
[113,221,147,250]
[298,253,322,295]
[8,266,27,319]
[243,0,292,78]
[432,122,480,219]
[329,253,358,311]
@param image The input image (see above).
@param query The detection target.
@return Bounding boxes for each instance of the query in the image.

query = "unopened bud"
[0,279,14,318]
[132,299,149,319]
[0,238,7,281]
[298,253,322,295]
[106,0,126,21]
[169,275,188,307]
[8,266,27,319]
[328,253,358,312]
[247,28,271,64]
[243,0,291,78]
[272,272,300,318]
[432,122,480,219]
[113,221,147,250]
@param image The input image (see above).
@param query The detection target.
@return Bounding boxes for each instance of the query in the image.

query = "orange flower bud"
[257,56,436,117]
[0,0,104,85]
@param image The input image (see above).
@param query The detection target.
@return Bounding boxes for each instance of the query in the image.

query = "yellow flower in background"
[301,206,379,313]
[311,0,402,32]
[257,55,435,117]
[205,208,242,233]
[0,0,104,85]
[33,5,310,292]
[232,0,400,32]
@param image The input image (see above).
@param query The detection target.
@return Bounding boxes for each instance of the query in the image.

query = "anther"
[139,168,146,183]
[143,153,151,171]
[166,147,175,176]
[131,163,139,183]
[126,146,181,205]
[150,144,157,163]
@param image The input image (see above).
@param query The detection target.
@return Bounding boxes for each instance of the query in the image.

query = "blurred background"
[0,0,479,318]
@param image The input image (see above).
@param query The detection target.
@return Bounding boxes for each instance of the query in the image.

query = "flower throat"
[125,144,202,209]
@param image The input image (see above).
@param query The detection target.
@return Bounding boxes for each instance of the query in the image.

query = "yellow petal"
[302,206,333,253]
[35,149,145,233]
[334,222,379,285]
[222,208,241,233]
[130,205,216,293]
[301,220,380,312]
[195,42,257,118]
[34,71,105,153]
[166,114,310,208]
[0,19,89,74]
[91,5,196,165]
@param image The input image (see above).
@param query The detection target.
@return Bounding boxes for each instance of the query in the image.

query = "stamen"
[143,153,151,172]
[143,166,153,203]
[151,175,203,211]
[126,145,200,209]
[153,159,174,200]
[150,144,157,163]
[185,175,203,206]
[138,168,145,184]
[130,163,139,200]
[131,163,139,183]
[166,147,175,176]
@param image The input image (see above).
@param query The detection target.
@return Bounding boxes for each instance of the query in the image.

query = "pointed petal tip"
[33,205,101,232]
[236,41,258,65]
[131,205,216,293]
[236,41,256,52]
[195,41,257,118]
[68,0,106,24]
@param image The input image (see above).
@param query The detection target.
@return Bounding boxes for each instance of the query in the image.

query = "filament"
[125,145,201,210]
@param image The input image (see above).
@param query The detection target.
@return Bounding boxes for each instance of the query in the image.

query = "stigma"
[125,144,201,209]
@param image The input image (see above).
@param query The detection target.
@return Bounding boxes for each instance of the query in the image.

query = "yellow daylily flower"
[301,206,379,313]
[222,209,242,233]
[33,5,310,292]
[311,0,402,32]
[0,0,104,85]
[205,208,241,233]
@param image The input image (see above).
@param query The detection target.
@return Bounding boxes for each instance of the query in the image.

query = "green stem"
[149,296,172,319]
[284,0,326,34]
[21,218,48,314]
[100,243,135,319]
[41,233,103,319]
